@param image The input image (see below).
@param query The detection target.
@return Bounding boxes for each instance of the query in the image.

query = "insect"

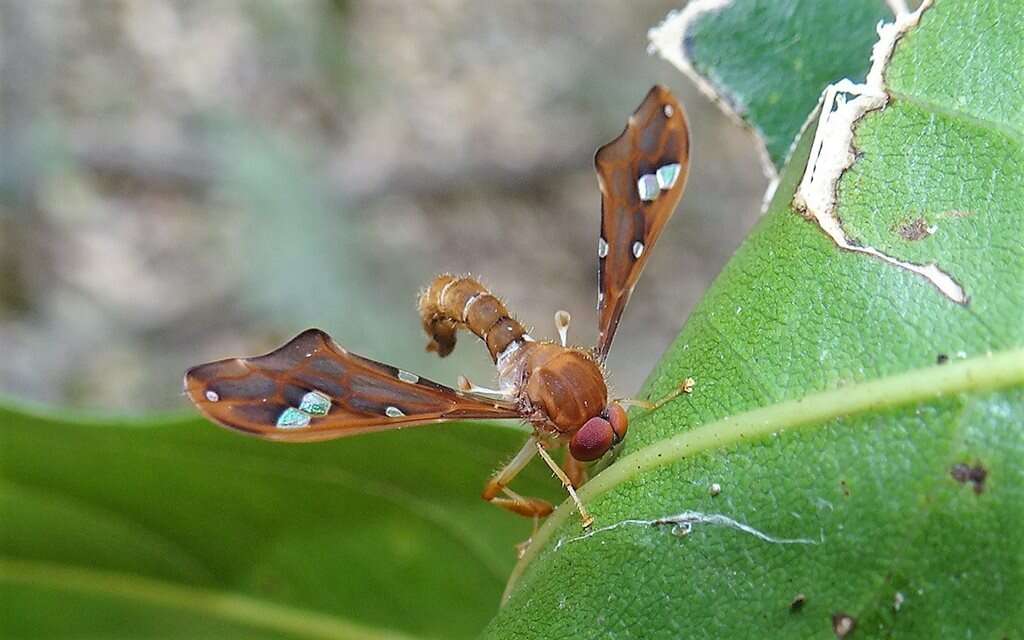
[185,85,690,528]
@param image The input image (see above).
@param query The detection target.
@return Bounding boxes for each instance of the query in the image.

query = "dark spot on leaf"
[936,353,949,364]
[950,462,987,494]
[790,593,806,612]
[840,479,850,497]
[832,612,856,638]
[895,217,932,241]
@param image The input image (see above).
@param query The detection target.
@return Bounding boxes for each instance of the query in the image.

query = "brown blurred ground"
[0,1,767,414]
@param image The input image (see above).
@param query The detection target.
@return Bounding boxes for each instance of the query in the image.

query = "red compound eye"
[570,417,614,462]
[607,403,629,443]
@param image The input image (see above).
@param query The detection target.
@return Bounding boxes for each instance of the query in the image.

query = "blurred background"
[0,0,766,416]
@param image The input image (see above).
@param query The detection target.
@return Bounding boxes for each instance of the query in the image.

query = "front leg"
[535,442,593,528]
[562,451,589,488]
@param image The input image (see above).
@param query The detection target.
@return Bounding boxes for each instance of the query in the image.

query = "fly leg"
[618,377,696,412]
[458,375,514,400]
[514,514,542,559]
[535,441,593,528]
[482,436,554,518]
[562,451,589,488]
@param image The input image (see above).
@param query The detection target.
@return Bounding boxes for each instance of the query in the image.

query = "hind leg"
[482,436,554,518]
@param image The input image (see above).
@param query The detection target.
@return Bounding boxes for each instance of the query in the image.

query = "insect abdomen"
[418,275,527,362]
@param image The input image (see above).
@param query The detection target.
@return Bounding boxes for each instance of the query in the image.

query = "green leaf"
[490,1,1024,637]
[650,0,892,171]
[0,406,555,639]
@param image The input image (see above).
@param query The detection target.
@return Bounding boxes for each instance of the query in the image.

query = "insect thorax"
[419,273,609,435]
[498,341,607,435]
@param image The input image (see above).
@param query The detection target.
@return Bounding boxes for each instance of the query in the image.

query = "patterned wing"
[594,85,690,360]
[185,328,520,442]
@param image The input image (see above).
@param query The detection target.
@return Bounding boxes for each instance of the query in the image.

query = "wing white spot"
[663,104,674,118]
[204,390,220,402]
[276,407,311,429]
[298,391,331,416]
[637,174,659,201]
[632,241,645,259]
[398,370,420,384]
[656,163,682,190]
[386,406,406,418]
[597,237,609,259]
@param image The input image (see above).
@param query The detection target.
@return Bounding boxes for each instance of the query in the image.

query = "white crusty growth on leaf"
[553,510,820,551]
[792,0,967,304]
[649,0,964,303]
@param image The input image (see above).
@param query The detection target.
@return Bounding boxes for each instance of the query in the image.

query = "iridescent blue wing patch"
[185,329,520,442]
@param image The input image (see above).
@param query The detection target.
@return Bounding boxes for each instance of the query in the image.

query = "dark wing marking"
[185,328,520,442]
[594,85,690,360]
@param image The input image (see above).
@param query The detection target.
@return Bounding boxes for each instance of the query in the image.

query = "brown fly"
[185,85,691,528]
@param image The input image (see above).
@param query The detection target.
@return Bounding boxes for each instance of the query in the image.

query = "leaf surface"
[489,1,1024,637]
[0,407,553,639]
[650,0,892,170]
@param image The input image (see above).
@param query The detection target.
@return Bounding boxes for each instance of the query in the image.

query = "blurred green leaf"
[490,1,1024,637]
[651,0,891,170]
[4,2,1022,639]
[1,407,555,639]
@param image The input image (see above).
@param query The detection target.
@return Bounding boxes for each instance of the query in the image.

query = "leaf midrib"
[0,557,419,640]
[503,347,1024,601]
